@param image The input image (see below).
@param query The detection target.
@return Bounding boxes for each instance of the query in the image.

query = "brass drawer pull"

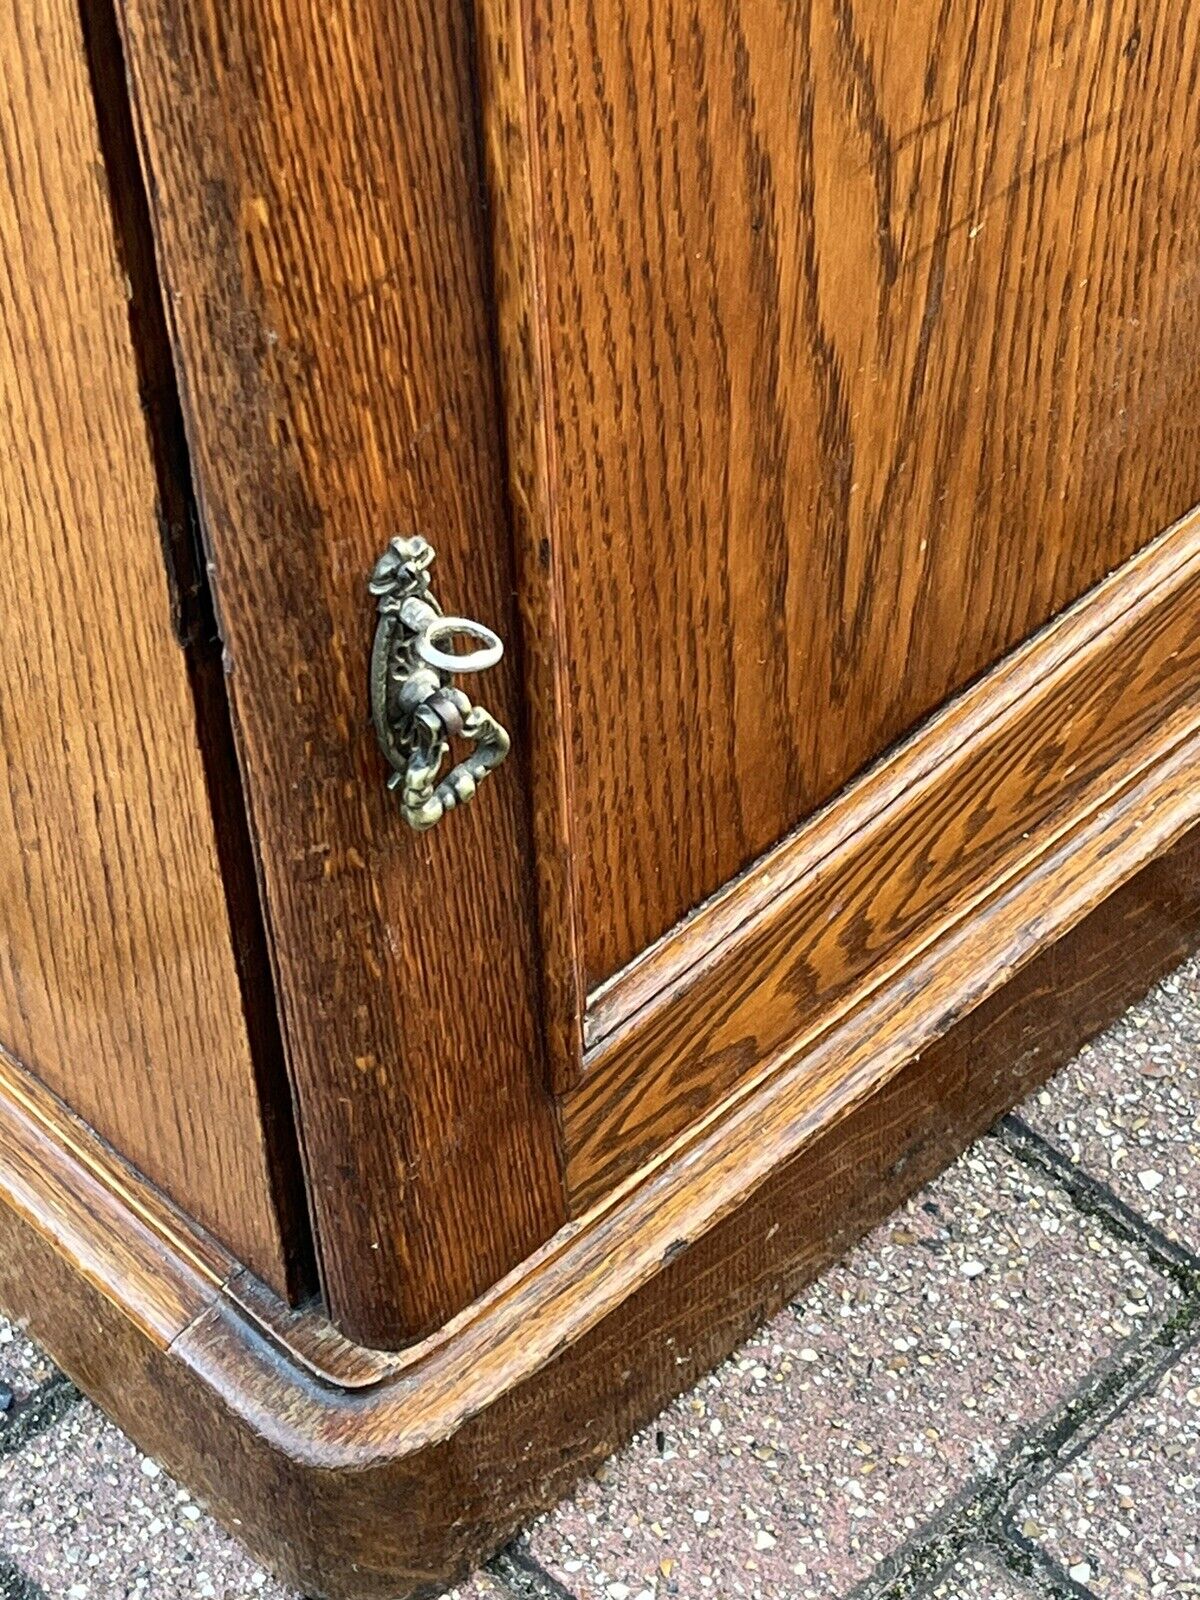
[368,536,510,831]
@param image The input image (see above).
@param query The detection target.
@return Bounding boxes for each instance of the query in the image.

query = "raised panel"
[489,0,1200,995]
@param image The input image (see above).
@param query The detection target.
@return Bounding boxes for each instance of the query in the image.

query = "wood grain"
[0,0,291,1289]
[2,813,1199,1598]
[475,0,586,1093]
[587,514,1200,1046]
[566,515,1200,1204]
[492,0,1200,988]
[115,0,567,1343]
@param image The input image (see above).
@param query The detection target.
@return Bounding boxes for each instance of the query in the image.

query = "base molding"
[2,805,1200,1595]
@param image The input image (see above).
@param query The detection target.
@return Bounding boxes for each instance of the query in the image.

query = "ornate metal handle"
[368,536,510,831]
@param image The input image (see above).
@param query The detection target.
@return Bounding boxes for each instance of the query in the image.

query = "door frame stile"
[475,0,587,1093]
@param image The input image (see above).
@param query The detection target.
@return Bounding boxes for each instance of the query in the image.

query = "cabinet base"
[2,821,1200,1598]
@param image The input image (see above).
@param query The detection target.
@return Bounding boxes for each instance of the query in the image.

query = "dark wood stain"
[475,0,588,1093]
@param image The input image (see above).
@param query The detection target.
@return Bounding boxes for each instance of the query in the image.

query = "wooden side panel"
[511,0,1200,987]
[0,0,290,1289]
[116,0,566,1343]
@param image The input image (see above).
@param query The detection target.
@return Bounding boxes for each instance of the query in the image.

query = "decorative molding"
[569,510,1200,1207]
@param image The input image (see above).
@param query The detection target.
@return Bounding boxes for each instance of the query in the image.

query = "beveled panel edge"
[566,508,1200,1205]
[586,505,1200,1048]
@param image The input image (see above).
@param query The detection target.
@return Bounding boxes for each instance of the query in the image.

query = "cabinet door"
[476,0,1200,1205]
[117,0,565,1346]
[0,0,298,1293]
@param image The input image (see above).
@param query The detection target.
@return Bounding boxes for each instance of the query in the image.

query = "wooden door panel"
[0,0,293,1291]
[494,0,1200,993]
[117,0,566,1345]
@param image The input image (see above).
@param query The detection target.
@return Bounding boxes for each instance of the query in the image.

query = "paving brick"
[0,1397,299,1599]
[0,1324,523,1600]
[1021,956,1200,1255]
[0,1315,56,1403]
[525,1141,1176,1600]
[1021,1339,1200,1596]
[930,1548,1042,1598]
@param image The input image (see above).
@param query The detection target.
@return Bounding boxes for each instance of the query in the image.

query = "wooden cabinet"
[3,0,1200,1593]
